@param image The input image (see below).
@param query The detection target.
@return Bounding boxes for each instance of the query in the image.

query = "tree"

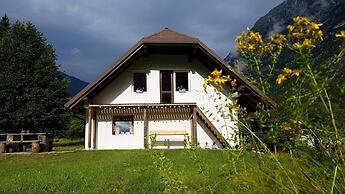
[0,16,68,134]
[0,14,10,34]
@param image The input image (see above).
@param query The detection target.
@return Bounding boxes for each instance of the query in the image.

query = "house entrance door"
[160,70,174,104]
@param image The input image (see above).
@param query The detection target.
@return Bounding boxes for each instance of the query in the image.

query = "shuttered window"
[175,72,189,92]
[133,73,147,92]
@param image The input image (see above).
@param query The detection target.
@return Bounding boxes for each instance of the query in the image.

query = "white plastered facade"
[85,54,238,150]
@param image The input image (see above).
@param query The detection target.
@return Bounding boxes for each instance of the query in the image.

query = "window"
[112,116,134,135]
[161,70,173,104]
[133,73,147,92]
[175,72,189,92]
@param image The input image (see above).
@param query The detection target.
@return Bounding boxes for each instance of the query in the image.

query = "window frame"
[174,71,190,92]
[133,72,147,93]
[112,115,134,135]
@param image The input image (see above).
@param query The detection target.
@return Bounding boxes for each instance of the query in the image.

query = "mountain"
[225,0,345,65]
[224,0,345,112]
[251,0,342,38]
[59,72,88,96]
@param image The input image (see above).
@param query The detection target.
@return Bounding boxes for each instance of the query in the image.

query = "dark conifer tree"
[0,16,68,134]
[0,14,10,33]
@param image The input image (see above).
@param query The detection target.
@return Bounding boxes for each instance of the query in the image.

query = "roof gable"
[65,28,274,109]
[142,28,198,43]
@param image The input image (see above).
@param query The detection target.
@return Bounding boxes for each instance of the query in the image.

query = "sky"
[0,0,284,82]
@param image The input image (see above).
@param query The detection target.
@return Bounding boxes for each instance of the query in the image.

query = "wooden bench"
[149,130,189,136]
[149,130,189,148]
[5,140,41,153]
[0,133,51,153]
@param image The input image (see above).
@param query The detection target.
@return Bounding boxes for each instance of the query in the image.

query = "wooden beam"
[160,71,162,103]
[170,71,174,104]
[143,108,149,149]
[190,107,197,146]
[92,108,97,149]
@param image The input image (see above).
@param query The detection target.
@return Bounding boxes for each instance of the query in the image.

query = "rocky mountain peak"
[225,0,345,65]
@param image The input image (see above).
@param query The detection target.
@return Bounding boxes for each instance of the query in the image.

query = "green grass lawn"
[0,149,342,193]
[52,138,84,152]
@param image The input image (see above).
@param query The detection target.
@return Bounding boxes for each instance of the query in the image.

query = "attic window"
[175,72,189,92]
[133,73,147,93]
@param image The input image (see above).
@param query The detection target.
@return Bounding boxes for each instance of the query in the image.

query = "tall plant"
[205,16,345,190]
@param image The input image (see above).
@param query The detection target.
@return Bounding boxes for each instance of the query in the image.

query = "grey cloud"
[0,0,283,81]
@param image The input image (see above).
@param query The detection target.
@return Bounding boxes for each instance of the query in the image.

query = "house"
[65,28,272,150]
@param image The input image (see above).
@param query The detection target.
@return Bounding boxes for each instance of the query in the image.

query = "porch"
[85,103,229,149]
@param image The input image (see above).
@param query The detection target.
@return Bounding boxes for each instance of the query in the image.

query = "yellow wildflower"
[235,35,243,43]
[235,28,265,54]
[315,30,323,41]
[249,31,263,44]
[282,122,292,131]
[291,39,315,50]
[276,67,302,85]
[310,22,322,30]
[283,67,293,75]
[211,69,222,77]
[265,44,274,53]
[247,44,255,51]
[292,120,302,126]
[205,69,231,87]
[231,79,237,88]
[292,43,303,50]
[292,69,301,77]
[267,34,286,52]
[303,39,315,48]
[336,31,345,41]
[269,34,286,44]
[288,16,324,51]
[306,22,323,41]
[276,74,287,85]
[282,67,302,77]
[292,32,303,39]
[294,16,310,26]
[287,25,294,32]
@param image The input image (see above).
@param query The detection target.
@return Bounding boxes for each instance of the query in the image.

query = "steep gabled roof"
[65,28,274,109]
[142,27,199,43]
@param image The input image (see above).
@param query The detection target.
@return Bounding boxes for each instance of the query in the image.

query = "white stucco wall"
[96,119,144,150]
[197,120,222,149]
[86,54,238,149]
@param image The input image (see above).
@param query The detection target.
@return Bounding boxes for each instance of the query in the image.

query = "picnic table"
[0,133,52,153]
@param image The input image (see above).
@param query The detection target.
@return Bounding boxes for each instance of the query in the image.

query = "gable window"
[133,73,147,93]
[112,116,134,135]
[175,72,189,92]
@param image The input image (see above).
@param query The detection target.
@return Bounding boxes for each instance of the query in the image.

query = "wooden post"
[32,141,40,153]
[92,108,97,149]
[143,108,149,149]
[38,134,49,152]
[0,143,6,153]
[190,107,197,146]
[190,110,194,146]
[23,144,28,152]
